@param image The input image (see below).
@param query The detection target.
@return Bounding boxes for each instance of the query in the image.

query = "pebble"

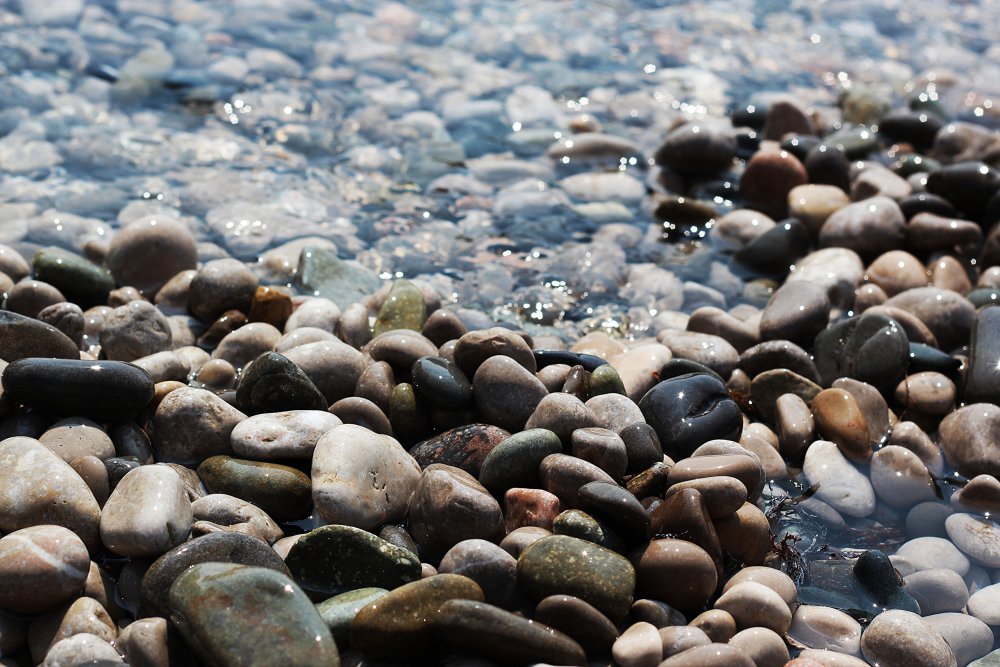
[410,355,473,410]
[517,534,635,622]
[571,427,628,480]
[190,493,282,544]
[759,281,831,346]
[409,423,510,475]
[654,122,737,176]
[234,351,327,414]
[714,581,792,635]
[939,404,1000,478]
[139,531,290,618]
[638,373,742,461]
[3,358,154,422]
[0,525,89,614]
[39,418,114,463]
[373,279,426,336]
[739,149,809,217]
[861,610,957,667]
[100,465,192,558]
[169,563,339,666]
[197,455,311,522]
[453,327,536,378]
[283,339,366,405]
[728,627,790,667]
[869,445,937,509]
[903,568,969,614]
[953,475,1000,515]
[609,343,674,402]
[788,184,851,235]
[534,594,620,658]
[472,355,549,432]
[0,437,101,551]
[311,424,420,531]
[895,537,970,576]
[284,524,420,599]
[106,217,198,296]
[660,643,755,667]
[945,513,1000,568]
[787,605,863,656]
[884,287,975,351]
[803,440,876,518]
[0,310,80,362]
[612,621,661,667]
[433,599,587,665]
[966,306,1000,406]
[349,574,484,661]
[967,584,1000,625]
[28,596,118,664]
[7,279,66,319]
[408,464,505,556]
[32,247,114,306]
[188,258,258,322]
[151,387,246,464]
[815,313,910,396]
[818,196,905,259]
[656,330,739,379]
[632,538,716,616]
[526,393,599,445]
[229,409,342,460]
[923,613,995,667]
[42,633,123,666]
[438,539,518,607]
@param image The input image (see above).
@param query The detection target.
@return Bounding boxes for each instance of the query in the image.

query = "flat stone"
[539,453,617,509]
[33,247,114,306]
[295,246,380,309]
[197,455,311,522]
[285,524,420,599]
[433,598,587,665]
[0,525,89,614]
[870,446,937,509]
[479,428,563,495]
[0,437,101,551]
[408,423,509,476]
[534,594,619,658]
[169,563,339,667]
[759,281,831,346]
[140,531,290,618]
[517,534,635,622]
[349,574,484,661]
[2,359,154,422]
[945,513,1000,568]
[151,387,246,465]
[0,311,80,362]
[230,409,343,460]
[884,287,975,351]
[312,424,421,531]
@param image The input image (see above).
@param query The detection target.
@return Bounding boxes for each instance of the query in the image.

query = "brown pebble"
[688,609,737,643]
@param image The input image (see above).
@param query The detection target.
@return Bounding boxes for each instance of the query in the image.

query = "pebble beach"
[1,0,1000,665]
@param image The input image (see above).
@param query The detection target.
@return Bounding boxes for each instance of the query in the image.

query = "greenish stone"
[169,563,340,667]
[478,428,563,495]
[374,279,426,336]
[316,587,388,648]
[350,574,484,661]
[32,246,114,306]
[853,549,920,615]
[235,351,327,415]
[822,124,879,159]
[588,364,626,397]
[516,535,635,622]
[197,455,312,522]
[892,154,941,177]
[286,525,420,600]
[840,87,890,125]
[295,246,380,308]
[552,509,626,553]
[388,382,429,444]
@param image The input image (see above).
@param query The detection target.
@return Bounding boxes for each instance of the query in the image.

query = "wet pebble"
[229,409,342,460]
[408,464,505,556]
[100,464,192,558]
[945,513,1000,568]
[473,355,548,432]
[861,609,957,667]
[803,440,876,518]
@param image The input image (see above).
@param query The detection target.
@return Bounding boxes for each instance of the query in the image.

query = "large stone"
[638,373,742,460]
[0,310,80,362]
[169,563,340,667]
[0,525,89,614]
[2,359,154,422]
[151,387,246,465]
[100,465,193,558]
[939,404,1000,478]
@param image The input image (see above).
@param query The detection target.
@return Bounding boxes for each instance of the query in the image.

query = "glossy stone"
[410,355,472,409]
[517,535,635,622]
[638,373,742,461]
[285,524,421,599]
[479,428,563,495]
[408,423,509,476]
[374,279,426,336]
[234,352,327,415]
[2,359,154,422]
[197,455,311,522]
[140,531,290,618]
[169,563,340,667]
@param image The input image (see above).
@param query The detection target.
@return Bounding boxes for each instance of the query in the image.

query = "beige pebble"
[713,581,791,635]
[100,465,192,558]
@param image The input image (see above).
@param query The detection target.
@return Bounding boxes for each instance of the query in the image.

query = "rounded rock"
[0,525,89,614]
[106,216,198,297]
[861,610,957,667]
